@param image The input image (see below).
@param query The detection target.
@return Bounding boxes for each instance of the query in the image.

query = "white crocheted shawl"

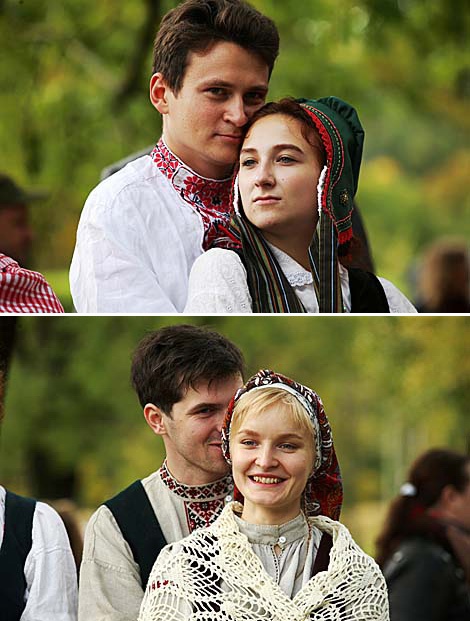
[139,502,389,621]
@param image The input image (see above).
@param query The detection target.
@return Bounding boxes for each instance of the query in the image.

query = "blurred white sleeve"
[22,501,78,621]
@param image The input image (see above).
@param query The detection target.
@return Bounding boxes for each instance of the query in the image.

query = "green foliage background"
[1,315,469,549]
[1,0,469,308]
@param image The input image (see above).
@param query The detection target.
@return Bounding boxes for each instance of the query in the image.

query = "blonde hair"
[230,386,315,442]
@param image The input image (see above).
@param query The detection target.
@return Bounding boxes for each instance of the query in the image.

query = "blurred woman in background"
[376,448,470,621]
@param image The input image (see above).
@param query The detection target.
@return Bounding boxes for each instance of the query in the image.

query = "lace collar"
[159,460,233,502]
[150,139,233,250]
[267,244,314,287]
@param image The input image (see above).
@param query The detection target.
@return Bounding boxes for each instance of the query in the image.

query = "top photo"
[1,0,468,314]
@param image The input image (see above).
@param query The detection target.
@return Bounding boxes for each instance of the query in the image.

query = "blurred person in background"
[0,371,77,620]
[48,498,84,574]
[0,174,64,313]
[415,238,470,313]
[376,448,470,621]
[0,173,36,267]
[78,325,244,621]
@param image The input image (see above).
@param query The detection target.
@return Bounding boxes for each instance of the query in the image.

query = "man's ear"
[150,73,170,114]
[144,403,167,436]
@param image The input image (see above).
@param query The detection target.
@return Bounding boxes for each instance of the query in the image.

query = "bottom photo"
[0,316,469,621]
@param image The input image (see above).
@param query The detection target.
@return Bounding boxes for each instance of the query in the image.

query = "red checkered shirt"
[0,254,64,313]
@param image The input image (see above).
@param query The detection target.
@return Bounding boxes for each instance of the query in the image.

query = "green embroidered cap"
[297,96,364,245]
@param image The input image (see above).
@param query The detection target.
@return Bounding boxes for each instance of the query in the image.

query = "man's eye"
[279,443,297,450]
[241,439,257,446]
[245,92,266,105]
[207,87,226,97]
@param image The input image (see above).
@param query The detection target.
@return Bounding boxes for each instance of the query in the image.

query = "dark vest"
[104,480,167,588]
[348,268,390,312]
[0,490,36,621]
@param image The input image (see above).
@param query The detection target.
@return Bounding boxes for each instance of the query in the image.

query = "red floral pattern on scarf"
[150,140,236,250]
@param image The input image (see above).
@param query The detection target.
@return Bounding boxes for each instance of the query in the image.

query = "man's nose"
[224,96,249,128]
[214,410,226,433]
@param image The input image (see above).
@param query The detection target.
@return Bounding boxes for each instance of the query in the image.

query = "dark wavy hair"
[375,448,470,567]
[131,324,244,415]
[152,0,279,94]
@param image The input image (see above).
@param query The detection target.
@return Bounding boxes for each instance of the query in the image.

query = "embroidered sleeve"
[184,248,253,313]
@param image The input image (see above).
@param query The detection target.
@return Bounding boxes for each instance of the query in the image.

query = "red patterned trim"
[300,105,353,245]
[160,461,232,533]
[159,461,232,501]
[150,140,233,250]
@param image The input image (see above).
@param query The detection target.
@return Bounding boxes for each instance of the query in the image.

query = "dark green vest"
[104,480,167,588]
[0,490,36,621]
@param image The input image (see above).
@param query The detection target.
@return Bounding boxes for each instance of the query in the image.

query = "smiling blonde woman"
[138,369,389,621]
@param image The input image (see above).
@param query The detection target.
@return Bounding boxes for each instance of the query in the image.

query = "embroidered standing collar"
[159,460,232,502]
[150,139,233,250]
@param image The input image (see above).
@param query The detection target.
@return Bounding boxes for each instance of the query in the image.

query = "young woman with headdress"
[184,97,416,313]
[376,448,470,620]
[138,369,389,620]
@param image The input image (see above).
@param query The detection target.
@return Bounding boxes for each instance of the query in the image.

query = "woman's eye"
[241,439,257,446]
[241,158,257,168]
[278,155,296,164]
[280,443,297,450]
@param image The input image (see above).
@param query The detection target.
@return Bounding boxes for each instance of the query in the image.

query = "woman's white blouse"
[184,247,417,313]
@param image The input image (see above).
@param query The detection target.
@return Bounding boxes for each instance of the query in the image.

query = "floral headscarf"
[222,369,343,520]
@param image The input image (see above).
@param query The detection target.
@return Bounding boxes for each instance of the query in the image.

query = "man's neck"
[162,135,233,180]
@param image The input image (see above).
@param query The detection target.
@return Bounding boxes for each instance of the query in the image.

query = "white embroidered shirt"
[70,139,232,313]
[78,464,233,621]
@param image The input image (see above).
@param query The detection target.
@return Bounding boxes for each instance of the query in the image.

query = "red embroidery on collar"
[159,461,233,533]
[159,461,232,501]
[150,140,233,250]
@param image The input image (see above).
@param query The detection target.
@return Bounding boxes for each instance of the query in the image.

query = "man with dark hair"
[79,324,244,620]
[70,0,279,313]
